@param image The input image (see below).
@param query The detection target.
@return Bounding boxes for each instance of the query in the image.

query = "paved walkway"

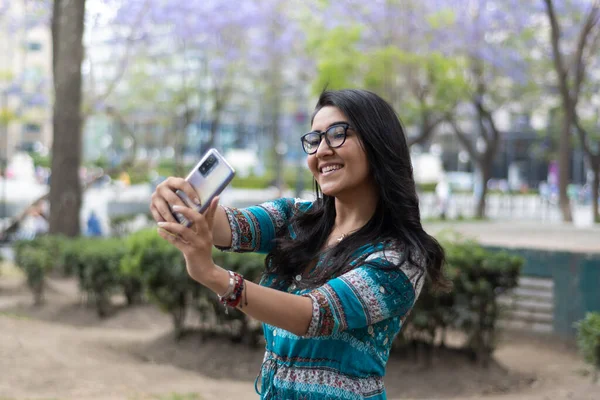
[424,220,600,254]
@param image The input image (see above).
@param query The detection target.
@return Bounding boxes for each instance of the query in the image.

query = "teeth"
[321,165,343,173]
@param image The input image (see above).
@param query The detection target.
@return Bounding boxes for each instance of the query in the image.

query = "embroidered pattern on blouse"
[261,351,385,399]
[218,206,262,252]
[304,285,343,337]
[260,200,292,234]
[303,268,394,338]
[276,366,385,399]
[340,268,388,326]
[271,324,383,359]
[219,205,240,250]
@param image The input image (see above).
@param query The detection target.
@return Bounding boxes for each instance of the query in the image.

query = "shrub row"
[13,231,523,361]
[404,234,522,365]
[13,231,266,342]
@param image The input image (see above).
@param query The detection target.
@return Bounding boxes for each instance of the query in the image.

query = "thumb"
[205,196,220,230]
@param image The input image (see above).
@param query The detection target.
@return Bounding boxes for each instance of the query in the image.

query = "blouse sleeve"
[301,248,426,338]
[215,197,307,254]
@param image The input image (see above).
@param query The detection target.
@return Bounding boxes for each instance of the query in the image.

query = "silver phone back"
[185,149,235,206]
[175,149,235,225]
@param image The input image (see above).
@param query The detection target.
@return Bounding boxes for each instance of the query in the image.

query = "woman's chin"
[319,184,341,197]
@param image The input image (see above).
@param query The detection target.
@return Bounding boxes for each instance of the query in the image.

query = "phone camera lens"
[198,154,219,176]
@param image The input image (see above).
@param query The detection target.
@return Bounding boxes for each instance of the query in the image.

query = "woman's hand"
[157,197,220,281]
[150,177,202,224]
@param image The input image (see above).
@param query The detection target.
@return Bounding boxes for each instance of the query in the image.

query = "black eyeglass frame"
[300,123,352,155]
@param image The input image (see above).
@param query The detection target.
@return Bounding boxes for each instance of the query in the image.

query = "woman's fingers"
[150,205,165,223]
[171,204,212,235]
[160,185,189,209]
[157,221,198,244]
[151,196,178,223]
[157,227,189,249]
[205,197,220,231]
[151,177,196,223]
[162,177,201,206]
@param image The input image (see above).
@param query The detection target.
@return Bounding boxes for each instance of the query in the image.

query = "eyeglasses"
[300,123,351,155]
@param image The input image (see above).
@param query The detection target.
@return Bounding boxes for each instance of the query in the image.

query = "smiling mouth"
[320,165,344,175]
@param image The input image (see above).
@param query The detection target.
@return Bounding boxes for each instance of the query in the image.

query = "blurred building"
[0,1,53,164]
[418,103,597,191]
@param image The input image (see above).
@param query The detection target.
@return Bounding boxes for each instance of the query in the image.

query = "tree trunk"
[49,0,86,237]
[32,281,44,306]
[204,84,230,154]
[207,104,222,152]
[592,160,600,224]
[558,112,573,222]
[475,160,492,219]
[271,98,284,194]
[172,117,186,177]
[172,292,187,340]
[172,305,186,340]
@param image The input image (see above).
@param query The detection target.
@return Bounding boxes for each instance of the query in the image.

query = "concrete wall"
[487,246,600,339]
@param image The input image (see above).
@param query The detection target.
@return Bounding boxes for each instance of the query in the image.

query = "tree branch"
[544,0,573,109]
[51,0,61,81]
[573,114,598,160]
[446,115,481,164]
[408,110,443,147]
[571,3,600,104]
[474,96,501,154]
[88,0,151,111]
[104,106,138,168]
[582,26,600,68]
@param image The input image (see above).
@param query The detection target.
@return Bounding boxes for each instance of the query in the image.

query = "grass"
[0,311,30,320]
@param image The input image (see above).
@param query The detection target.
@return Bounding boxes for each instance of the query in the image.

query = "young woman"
[150,89,448,399]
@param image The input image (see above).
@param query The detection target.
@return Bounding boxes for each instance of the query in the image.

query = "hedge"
[13,231,522,361]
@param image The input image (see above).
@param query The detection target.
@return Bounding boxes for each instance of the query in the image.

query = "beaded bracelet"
[227,273,245,308]
[217,270,235,300]
[218,271,247,313]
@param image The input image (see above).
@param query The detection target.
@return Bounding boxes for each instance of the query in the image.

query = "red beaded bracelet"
[219,271,247,313]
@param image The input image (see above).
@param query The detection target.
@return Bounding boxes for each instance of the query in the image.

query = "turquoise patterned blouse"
[219,198,426,399]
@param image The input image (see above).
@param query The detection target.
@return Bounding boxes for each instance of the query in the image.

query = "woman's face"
[307,106,371,197]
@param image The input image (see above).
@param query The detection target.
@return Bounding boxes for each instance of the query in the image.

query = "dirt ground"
[1,263,599,400]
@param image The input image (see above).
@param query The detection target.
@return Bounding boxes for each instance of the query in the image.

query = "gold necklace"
[333,225,350,243]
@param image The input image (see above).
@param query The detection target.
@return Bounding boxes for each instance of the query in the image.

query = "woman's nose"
[315,137,334,157]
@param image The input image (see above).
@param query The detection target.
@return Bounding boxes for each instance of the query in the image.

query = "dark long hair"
[266,89,449,291]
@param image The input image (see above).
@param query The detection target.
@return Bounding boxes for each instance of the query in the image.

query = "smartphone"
[172,148,236,227]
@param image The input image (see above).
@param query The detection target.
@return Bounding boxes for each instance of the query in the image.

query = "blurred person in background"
[16,203,48,240]
[86,211,102,237]
[150,89,450,399]
[435,174,452,220]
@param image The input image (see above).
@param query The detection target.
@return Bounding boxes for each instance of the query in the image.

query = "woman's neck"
[332,183,379,235]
